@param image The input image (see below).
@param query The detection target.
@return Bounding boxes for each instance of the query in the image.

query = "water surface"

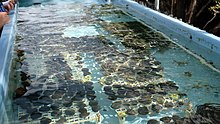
[6,0,220,123]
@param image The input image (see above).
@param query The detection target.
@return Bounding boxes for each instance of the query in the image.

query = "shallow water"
[5,0,220,123]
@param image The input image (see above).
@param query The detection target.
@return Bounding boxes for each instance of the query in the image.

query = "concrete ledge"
[112,0,220,69]
[0,4,17,122]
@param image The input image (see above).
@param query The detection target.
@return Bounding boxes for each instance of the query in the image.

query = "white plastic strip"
[0,4,17,122]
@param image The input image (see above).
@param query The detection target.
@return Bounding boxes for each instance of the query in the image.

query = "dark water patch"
[193,103,220,124]
[57,117,67,123]
[51,110,62,117]
[30,112,42,120]
[65,109,75,116]
[111,101,122,109]
[40,117,52,124]
[43,90,55,97]
[19,114,29,123]
[79,107,89,118]
[137,106,149,115]
[26,108,38,114]
[92,104,101,112]
[51,90,65,99]
[62,98,73,107]
[50,103,60,111]
[160,116,172,123]
[151,104,162,113]
[126,109,137,115]
[39,105,50,112]
[14,87,27,98]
